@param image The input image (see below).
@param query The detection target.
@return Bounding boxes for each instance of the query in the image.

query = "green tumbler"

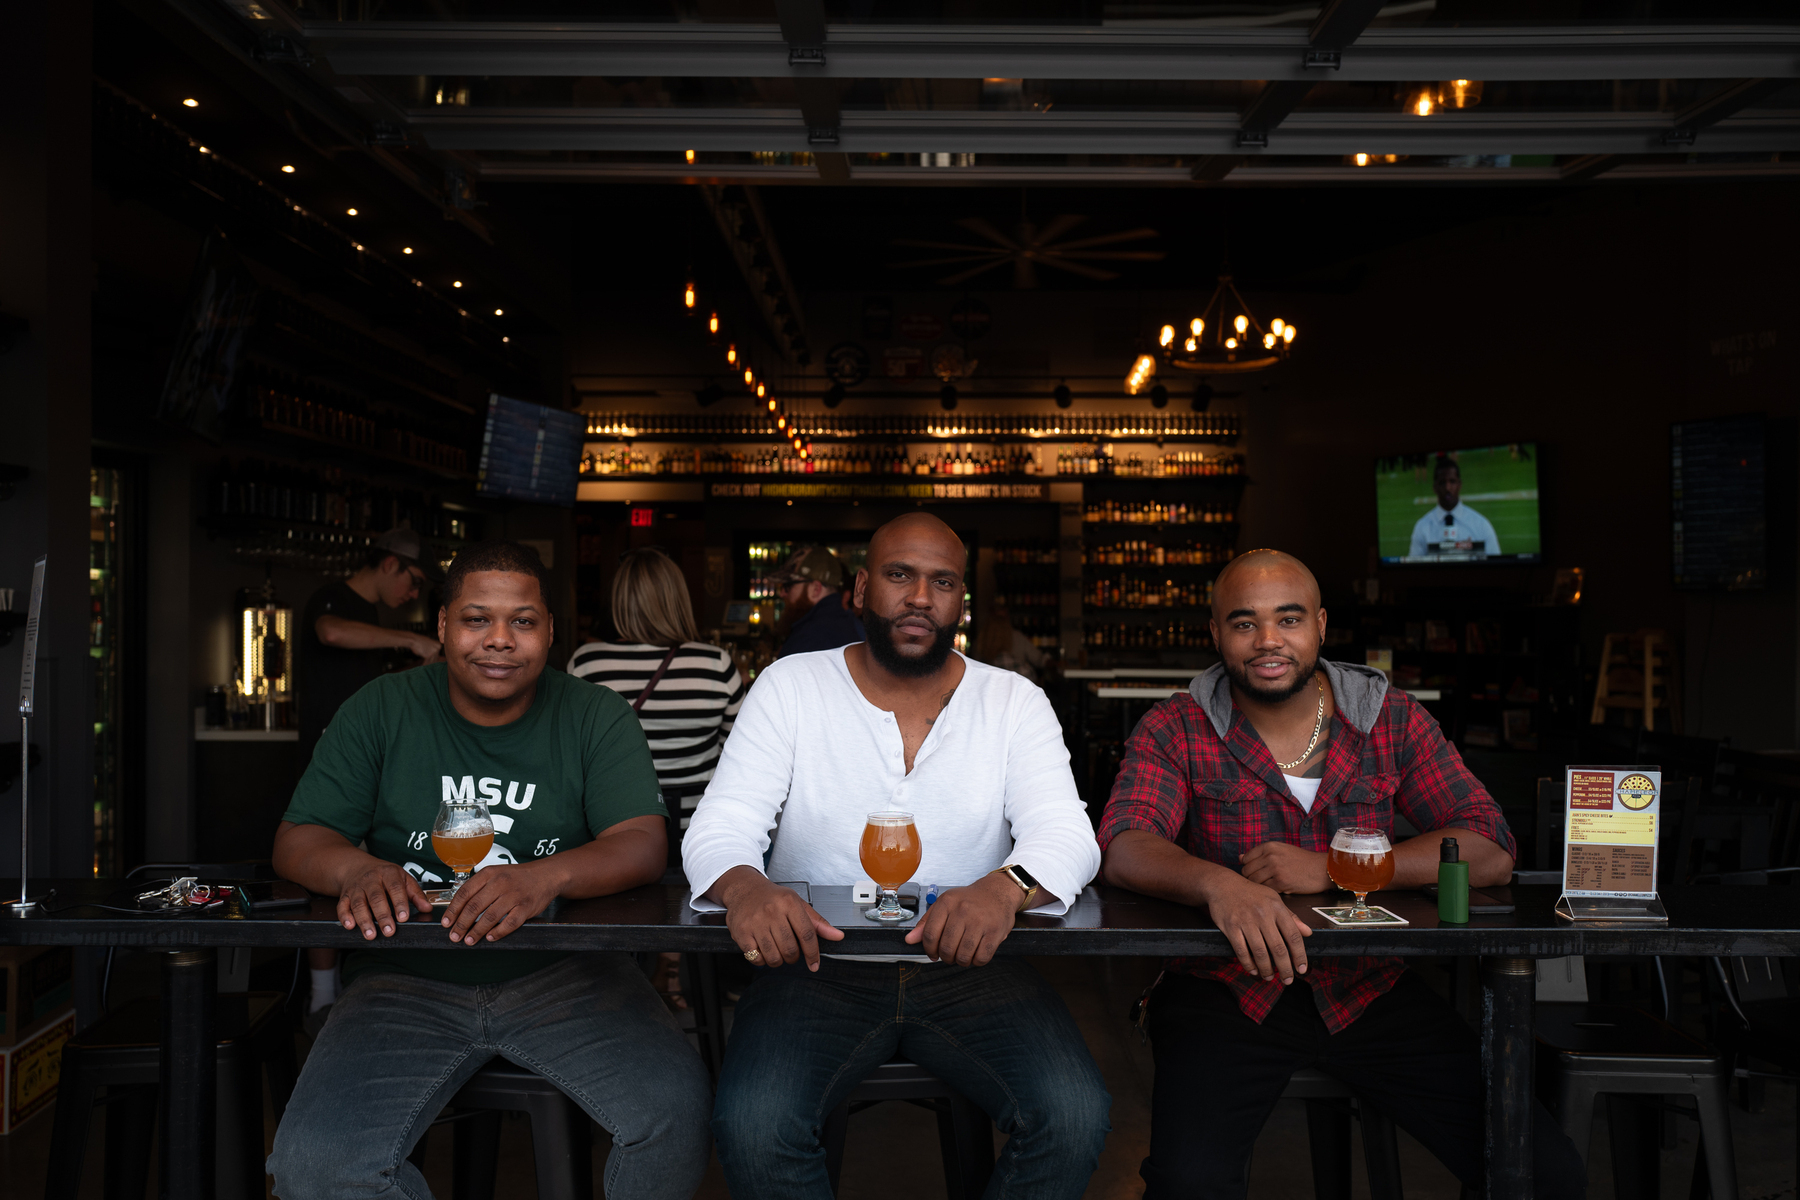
[1438,837,1470,925]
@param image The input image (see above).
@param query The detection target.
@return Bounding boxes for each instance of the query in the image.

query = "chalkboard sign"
[1672,413,1765,590]
[476,394,584,508]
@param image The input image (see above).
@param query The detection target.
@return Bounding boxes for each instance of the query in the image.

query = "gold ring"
[743,947,761,963]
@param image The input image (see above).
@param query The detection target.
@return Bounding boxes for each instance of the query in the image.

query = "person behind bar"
[294,527,443,1035]
[1098,549,1583,1200]
[1408,456,1501,559]
[771,544,864,657]
[685,512,1111,1200]
[267,540,710,1200]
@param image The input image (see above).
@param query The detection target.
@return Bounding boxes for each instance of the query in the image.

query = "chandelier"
[1126,275,1297,394]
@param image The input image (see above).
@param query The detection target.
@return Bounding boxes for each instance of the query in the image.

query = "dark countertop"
[4,879,1797,957]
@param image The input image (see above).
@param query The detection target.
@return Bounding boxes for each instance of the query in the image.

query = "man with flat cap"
[1099,548,1583,1199]
[770,544,864,657]
[686,512,1111,1199]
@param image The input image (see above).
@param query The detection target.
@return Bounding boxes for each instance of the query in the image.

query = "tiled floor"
[4,956,1795,1199]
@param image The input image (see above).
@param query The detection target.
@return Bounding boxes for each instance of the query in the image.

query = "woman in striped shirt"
[568,547,746,837]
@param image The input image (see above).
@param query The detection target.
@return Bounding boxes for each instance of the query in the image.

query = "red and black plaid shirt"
[1097,680,1515,1033]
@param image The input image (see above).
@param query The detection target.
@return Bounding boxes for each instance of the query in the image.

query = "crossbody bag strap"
[631,646,682,713]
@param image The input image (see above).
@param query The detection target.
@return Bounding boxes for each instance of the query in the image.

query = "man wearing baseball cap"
[295,528,444,1030]
[771,545,865,658]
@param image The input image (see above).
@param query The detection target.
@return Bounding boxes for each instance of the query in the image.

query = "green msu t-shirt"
[282,662,666,985]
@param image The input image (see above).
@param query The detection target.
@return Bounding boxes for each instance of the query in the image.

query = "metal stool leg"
[519,1092,590,1200]
[1357,1099,1406,1200]
[216,1047,265,1200]
[43,1055,101,1200]
[822,1101,851,1197]
[1304,1098,1353,1200]
[935,1093,995,1200]
[1693,1073,1740,1200]
[101,1084,157,1200]
[1605,1095,1661,1200]
[452,1110,503,1200]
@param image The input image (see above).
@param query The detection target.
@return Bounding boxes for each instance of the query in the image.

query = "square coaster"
[1313,905,1410,927]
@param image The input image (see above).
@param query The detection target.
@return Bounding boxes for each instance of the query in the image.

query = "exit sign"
[630,507,655,528]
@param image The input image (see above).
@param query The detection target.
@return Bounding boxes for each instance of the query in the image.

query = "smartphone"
[229,880,312,911]
[1420,884,1516,915]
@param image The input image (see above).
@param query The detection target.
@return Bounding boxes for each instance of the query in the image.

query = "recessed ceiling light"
[346,207,358,216]
[182,98,199,108]
[452,280,462,288]
[402,246,413,254]
[502,336,510,343]
[280,164,295,173]
[493,308,503,316]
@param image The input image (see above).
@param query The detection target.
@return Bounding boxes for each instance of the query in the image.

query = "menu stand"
[1554,765,1669,926]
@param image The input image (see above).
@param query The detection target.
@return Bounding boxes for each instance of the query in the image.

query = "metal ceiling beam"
[474,159,1800,186]
[777,0,851,182]
[408,107,1800,157]
[1665,76,1792,144]
[308,22,1800,82]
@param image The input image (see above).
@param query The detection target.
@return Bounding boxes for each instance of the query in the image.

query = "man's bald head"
[1210,549,1328,705]
[1213,549,1321,616]
[857,512,967,679]
[867,512,968,573]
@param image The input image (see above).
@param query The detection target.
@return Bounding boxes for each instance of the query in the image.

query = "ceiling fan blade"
[1054,250,1169,261]
[891,238,1004,253]
[1035,255,1119,281]
[954,216,1021,250]
[888,252,1012,269]
[937,260,1013,287]
[1031,213,1088,245]
[1046,227,1161,251]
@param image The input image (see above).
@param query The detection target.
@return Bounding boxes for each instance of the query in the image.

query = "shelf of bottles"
[243,369,476,478]
[581,443,1243,480]
[1086,576,1216,610]
[991,540,1060,566]
[1085,619,1215,651]
[584,412,1240,443]
[204,455,480,576]
[1083,500,1238,526]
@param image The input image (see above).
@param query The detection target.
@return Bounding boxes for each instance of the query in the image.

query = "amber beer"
[432,830,494,876]
[1327,844,1395,894]
[859,818,921,889]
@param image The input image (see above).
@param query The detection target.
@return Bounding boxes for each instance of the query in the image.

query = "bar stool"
[1283,1067,1405,1200]
[1536,1001,1738,1200]
[44,991,296,1200]
[406,1059,594,1200]
[820,1057,995,1200]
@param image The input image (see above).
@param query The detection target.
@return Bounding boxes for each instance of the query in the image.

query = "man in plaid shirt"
[1099,550,1582,1200]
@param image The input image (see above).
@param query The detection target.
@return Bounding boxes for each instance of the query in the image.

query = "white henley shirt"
[682,647,1099,917]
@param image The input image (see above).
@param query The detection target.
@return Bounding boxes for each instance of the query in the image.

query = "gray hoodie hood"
[1189,659,1391,742]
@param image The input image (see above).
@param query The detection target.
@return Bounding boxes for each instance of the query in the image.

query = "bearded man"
[683,512,1111,1200]
[1099,548,1583,1200]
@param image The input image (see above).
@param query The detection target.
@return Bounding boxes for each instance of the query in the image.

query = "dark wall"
[1238,182,1800,749]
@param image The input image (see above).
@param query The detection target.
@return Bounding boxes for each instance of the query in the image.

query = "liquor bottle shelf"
[583,412,1242,443]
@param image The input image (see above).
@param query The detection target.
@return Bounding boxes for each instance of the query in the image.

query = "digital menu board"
[476,394,584,508]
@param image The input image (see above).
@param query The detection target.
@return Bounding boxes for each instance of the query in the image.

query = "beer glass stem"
[876,887,905,920]
[449,869,470,897]
[1350,891,1371,919]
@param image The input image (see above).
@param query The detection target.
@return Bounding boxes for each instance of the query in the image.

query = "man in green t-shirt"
[267,541,710,1200]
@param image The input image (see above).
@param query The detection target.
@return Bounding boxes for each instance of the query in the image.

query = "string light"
[744,368,754,386]
[708,312,719,335]
[683,279,696,309]
[726,344,737,365]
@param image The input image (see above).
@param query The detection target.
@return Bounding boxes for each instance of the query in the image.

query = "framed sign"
[1555,765,1668,923]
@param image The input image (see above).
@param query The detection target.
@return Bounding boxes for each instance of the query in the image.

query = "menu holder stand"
[1554,764,1669,926]
[9,557,46,917]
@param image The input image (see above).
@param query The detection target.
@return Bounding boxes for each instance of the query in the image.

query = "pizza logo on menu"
[1616,773,1658,811]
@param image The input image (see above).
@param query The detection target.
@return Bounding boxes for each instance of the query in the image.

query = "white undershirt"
[1283,774,1323,813]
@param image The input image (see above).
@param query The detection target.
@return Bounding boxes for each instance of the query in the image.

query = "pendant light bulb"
[683,280,696,309]
[1283,325,1296,343]
[708,312,719,335]
[727,345,737,365]
[1190,318,1204,337]
[1158,325,1175,347]
[743,368,754,386]
[1233,315,1248,335]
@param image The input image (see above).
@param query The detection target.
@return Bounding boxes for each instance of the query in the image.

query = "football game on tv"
[1375,443,1543,565]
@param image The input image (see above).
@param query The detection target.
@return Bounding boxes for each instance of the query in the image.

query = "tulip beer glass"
[432,798,495,899]
[1326,826,1395,922]
[860,811,921,922]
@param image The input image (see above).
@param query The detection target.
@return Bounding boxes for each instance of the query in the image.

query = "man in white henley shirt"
[685,513,1110,1200]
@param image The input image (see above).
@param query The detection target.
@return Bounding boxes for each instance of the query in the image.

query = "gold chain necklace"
[1275,675,1326,773]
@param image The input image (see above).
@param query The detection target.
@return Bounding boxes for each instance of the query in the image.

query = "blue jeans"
[268,954,712,1200]
[713,957,1111,1199]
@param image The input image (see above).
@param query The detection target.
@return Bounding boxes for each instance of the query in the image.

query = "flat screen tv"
[1376,443,1543,565]
[475,393,585,507]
